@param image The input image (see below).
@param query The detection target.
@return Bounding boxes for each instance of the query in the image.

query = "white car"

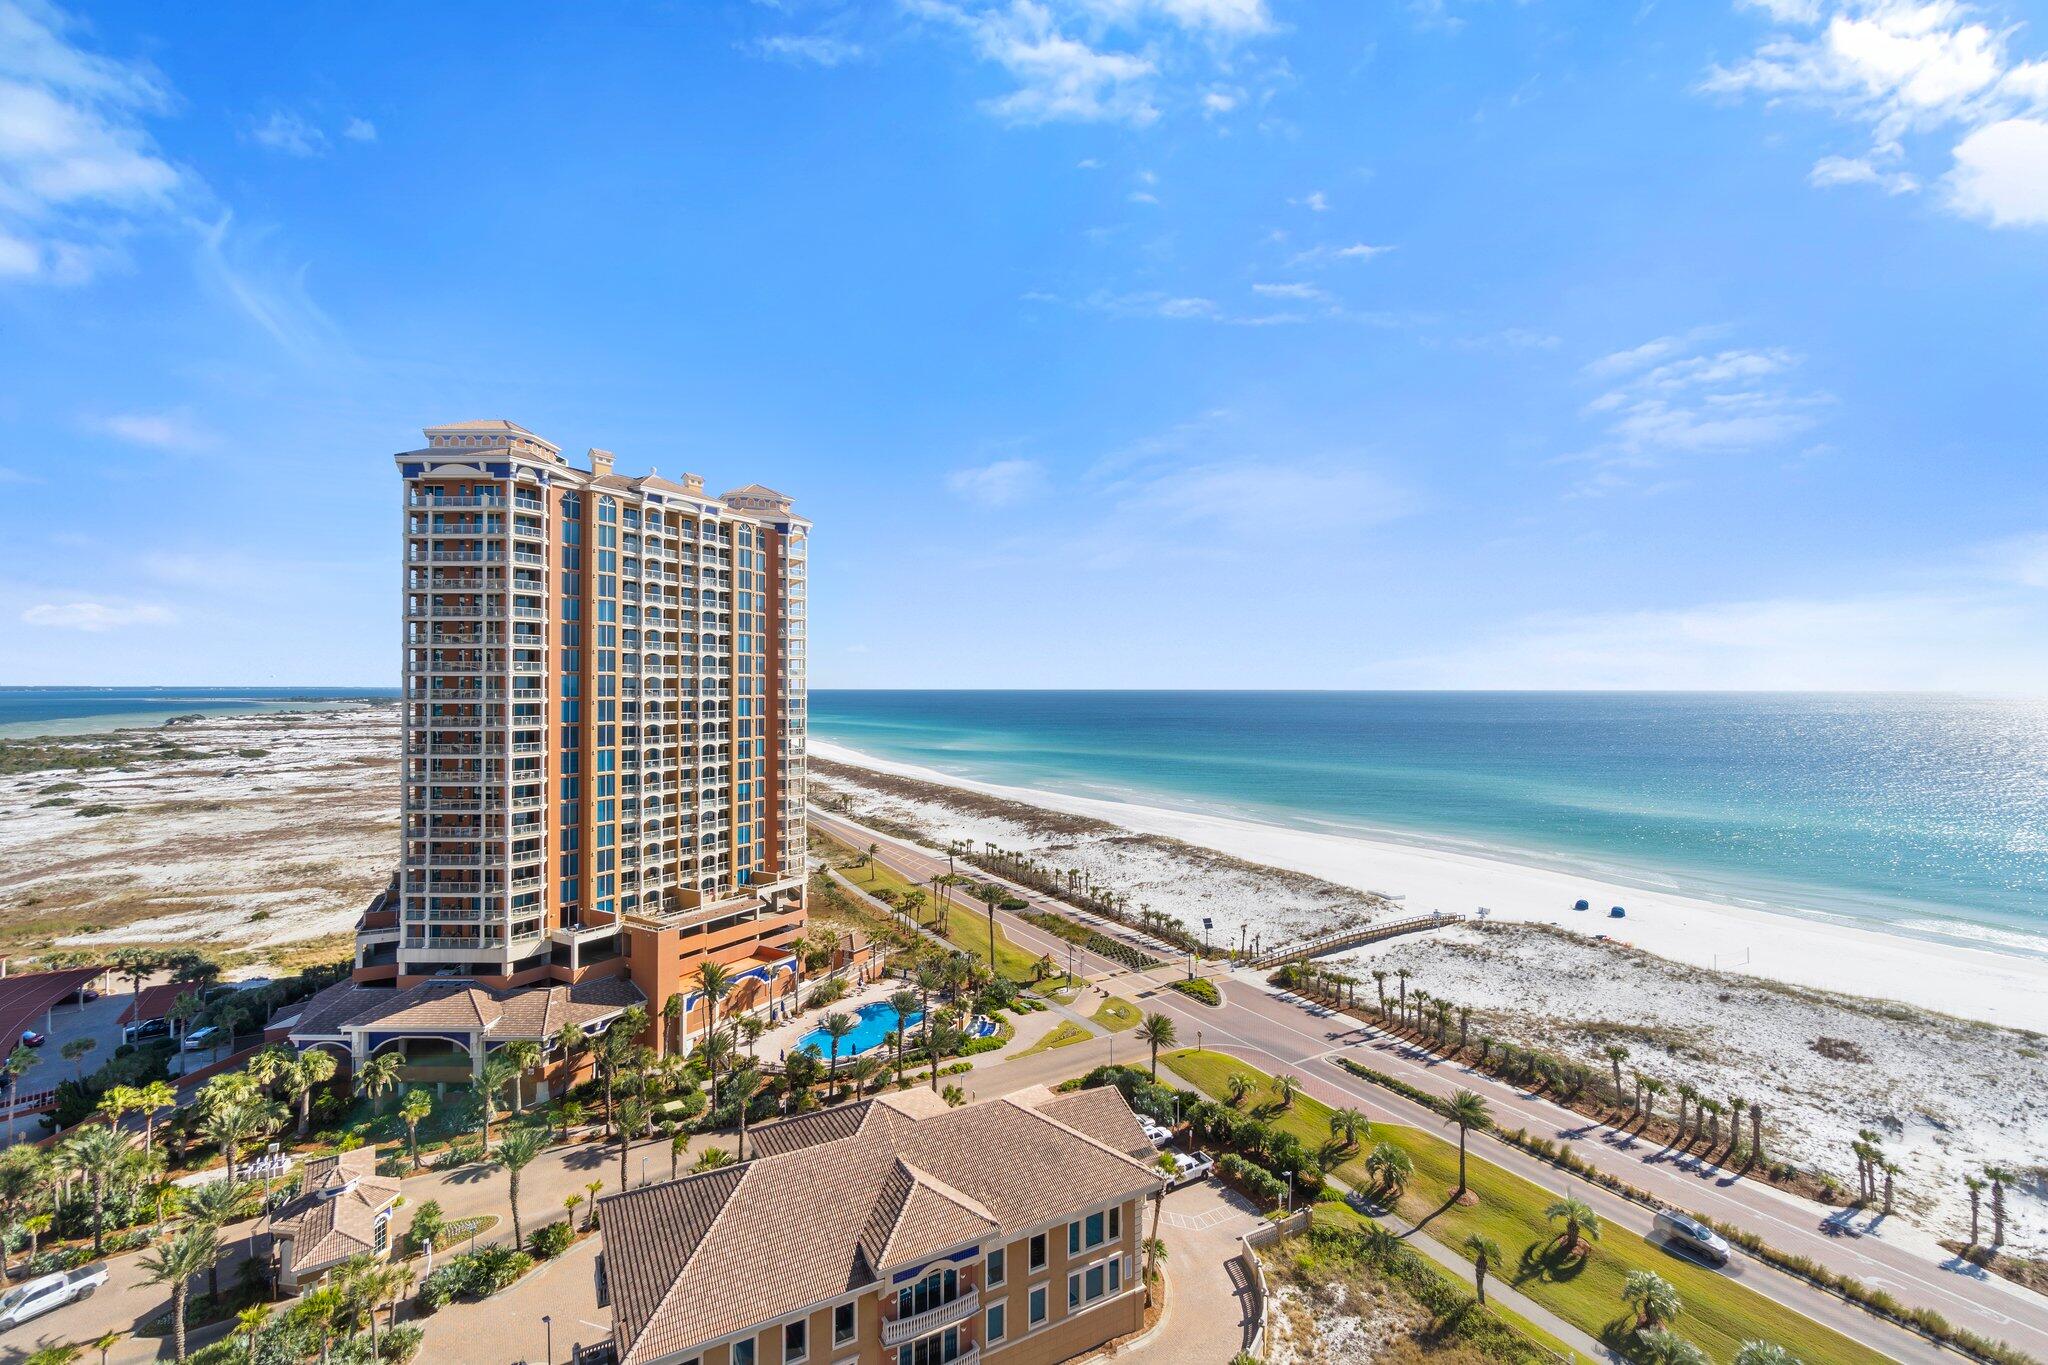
[1140,1121,1173,1147]
[1655,1209,1732,1266]
[1166,1151,1215,1188]
[181,1025,221,1052]
[0,1264,107,1330]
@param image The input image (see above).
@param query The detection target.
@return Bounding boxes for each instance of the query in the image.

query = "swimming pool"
[795,1000,921,1057]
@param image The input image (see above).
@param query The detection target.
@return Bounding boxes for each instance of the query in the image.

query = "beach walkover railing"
[1251,912,1466,968]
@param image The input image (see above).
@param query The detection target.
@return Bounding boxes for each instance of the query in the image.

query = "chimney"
[588,448,615,476]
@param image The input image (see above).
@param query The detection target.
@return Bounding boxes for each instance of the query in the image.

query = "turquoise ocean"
[0,686,399,739]
[811,691,2048,960]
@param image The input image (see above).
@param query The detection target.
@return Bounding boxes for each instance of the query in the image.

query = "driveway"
[1116,1179,1263,1365]
[415,1234,608,1365]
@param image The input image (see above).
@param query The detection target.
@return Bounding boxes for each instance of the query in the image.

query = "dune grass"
[1162,1050,1889,1365]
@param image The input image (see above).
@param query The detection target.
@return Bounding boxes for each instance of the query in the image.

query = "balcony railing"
[881,1290,981,1347]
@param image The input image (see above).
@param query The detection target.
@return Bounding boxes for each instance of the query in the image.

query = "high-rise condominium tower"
[378,420,809,1014]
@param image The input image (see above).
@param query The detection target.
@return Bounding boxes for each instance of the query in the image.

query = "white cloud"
[754,33,866,66]
[907,0,1273,125]
[0,0,184,283]
[1946,116,2048,225]
[1251,281,1324,299]
[1131,459,1407,529]
[1202,88,1239,113]
[1706,0,2048,226]
[1568,331,1829,489]
[1289,241,1394,267]
[1809,150,1919,191]
[88,410,214,451]
[342,116,377,142]
[21,599,175,631]
[1293,189,1330,211]
[249,110,325,157]
[947,457,1046,506]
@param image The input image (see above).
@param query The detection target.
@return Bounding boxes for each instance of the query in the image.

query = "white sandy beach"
[812,739,2048,1034]
[812,738,2048,1255]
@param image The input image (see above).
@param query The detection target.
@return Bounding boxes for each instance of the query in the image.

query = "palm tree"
[142,1224,221,1362]
[971,882,1007,969]
[864,841,880,877]
[503,1040,543,1112]
[62,1125,127,1255]
[1640,1330,1710,1365]
[477,1050,519,1151]
[1733,1343,1801,1365]
[1370,969,1389,1015]
[1463,1234,1503,1305]
[92,1330,121,1365]
[1395,968,1410,1013]
[97,1085,134,1133]
[5,1042,38,1143]
[179,1178,243,1302]
[1545,1195,1601,1255]
[1965,1175,1986,1245]
[1623,1269,1683,1330]
[1225,1074,1251,1109]
[616,1096,650,1191]
[1138,1013,1177,1079]
[1986,1167,2012,1246]
[1366,1141,1413,1194]
[1604,1045,1630,1106]
[0,1145,47,1280]
[820,1012,855,1095]
[203,1095,277,1188]
[287,1049,337,1137]
[1327,1108,1369,1152]
[887,990,920,1085]
[25,1341,84,1365]
[592,1024,636,1131]
[662,991,686,1056]
[494,1127,546,1246]
[134,1079,176,1154]
[927,1020,963,1093]
[1446,1090,1491,1199]
[694,960,734,1104]
[354,1052,402,1117]
[1273,1074,1299,1110]
[727,1067,764,1160]
[399,1088,434,1169]
[1641,1077,1666,1125]
[234,1306,270,1365]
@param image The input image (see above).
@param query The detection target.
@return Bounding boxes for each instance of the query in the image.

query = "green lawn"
[1092,996,1141,1030]
[1314,1200,1597,1365]
[1161,1050,1888,1365]
[826,841,1047,983]
[1015,1020,1094,1058]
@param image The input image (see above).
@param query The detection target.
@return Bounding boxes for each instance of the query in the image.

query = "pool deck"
[757,976,911,1066]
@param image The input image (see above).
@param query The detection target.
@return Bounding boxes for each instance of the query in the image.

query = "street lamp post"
[543,1314,553,1365]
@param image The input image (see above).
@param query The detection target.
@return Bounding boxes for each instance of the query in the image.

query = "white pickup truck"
[0,1264,108,1330]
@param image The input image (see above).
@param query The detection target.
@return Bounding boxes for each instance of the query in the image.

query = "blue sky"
[2,0,2046,691]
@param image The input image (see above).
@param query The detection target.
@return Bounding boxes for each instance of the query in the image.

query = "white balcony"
[881,1289,981,1347]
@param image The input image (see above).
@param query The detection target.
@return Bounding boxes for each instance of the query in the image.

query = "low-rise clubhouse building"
[599,1084,1164,1365]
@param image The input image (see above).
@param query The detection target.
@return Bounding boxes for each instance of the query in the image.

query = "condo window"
[986,1303,1006,1345]
[733,1343,755,1365]
[985,1247,1005,1287]
[1027,1286,1047,1327]
[782,1318,806,1363]
[1027,1233,1047,1271]
[832,1302,855,1347]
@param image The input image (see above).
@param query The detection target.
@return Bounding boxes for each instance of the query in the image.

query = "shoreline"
[0,696,393,741]
[810,738,2048,1033]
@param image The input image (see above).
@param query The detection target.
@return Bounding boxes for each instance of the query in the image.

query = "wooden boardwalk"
[1250,912,1465,967]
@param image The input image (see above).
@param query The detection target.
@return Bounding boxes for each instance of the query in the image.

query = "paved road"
[816,809,2044,1364]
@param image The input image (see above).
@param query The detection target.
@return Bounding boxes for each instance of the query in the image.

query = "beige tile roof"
[602,1085,1161,1364]
[430,419,534,434]
[285,977,643,1045]
[272,1147,400,1275]
[1029,1086,1160,1162]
